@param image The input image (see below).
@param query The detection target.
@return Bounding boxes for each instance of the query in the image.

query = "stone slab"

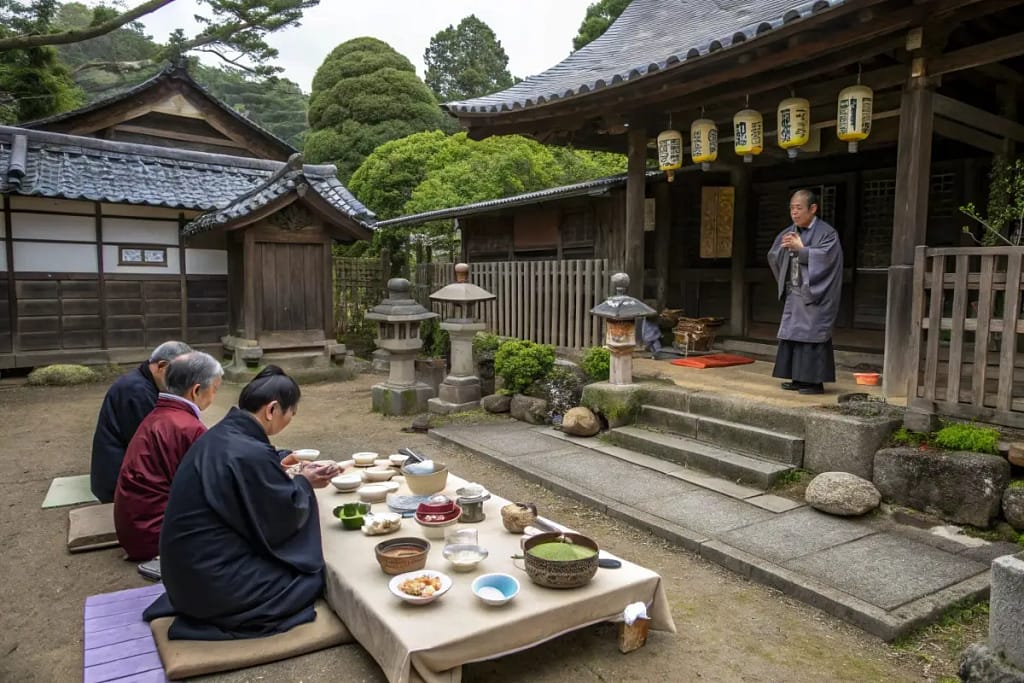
[959,541,1023,565]
[42,474,97,509]
[717,507,876,565]
[745,494,806,513]
[990,553,1024,670]
[634,489,774,536]
[470,427,574,457]
[784,532,986,610]
[68,503,119,552]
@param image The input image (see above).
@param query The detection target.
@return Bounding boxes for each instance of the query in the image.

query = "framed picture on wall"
[143,249,166,264]
[119,246,168,266]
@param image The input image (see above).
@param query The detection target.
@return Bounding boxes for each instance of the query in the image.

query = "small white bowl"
[357,484,390,503]
[389,454,410,467]
[291,449,320,462]
[471,573,520,606]
[388,569,453,605]
[442,544,489,572]
[381,480,401,493]
[353,451,378,467]
[331,474,362,492]
[374,458,393,469]
[336,459,355,471]
[416,516,460,540]
[364,467,395,483]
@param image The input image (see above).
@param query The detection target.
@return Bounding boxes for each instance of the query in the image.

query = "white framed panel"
[8,196,94,214]
[11,213,95,242]
[185,248,228,275]
[102,218,179,245]
[13,242,98,272]
[0,248,6,272]
[102,245,180,274]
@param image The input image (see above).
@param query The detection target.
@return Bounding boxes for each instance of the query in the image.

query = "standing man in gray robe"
[767,189,843,395]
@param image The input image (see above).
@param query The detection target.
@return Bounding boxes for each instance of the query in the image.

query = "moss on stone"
[26,364,98,386]
[581,383,642,428]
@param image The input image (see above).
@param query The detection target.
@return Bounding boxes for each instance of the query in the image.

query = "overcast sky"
[124,0,596,92]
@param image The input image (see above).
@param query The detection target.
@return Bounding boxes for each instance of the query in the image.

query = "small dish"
[471,573,519,606]
[853,372,881,386]
[364,467,395,483]
[333,502,371,530]
[336,459,355,471]
[381,480,401,493]
[415,507,462,539]
[331,473,362,492]
[353,452,378,467]
[358,483,390,503]
[362,511,403,535]
[374,458,393,469]
[418,495,456,515]
[389,454,410,467]
[291,449,321,462]
[442,544,488,572]
[388,569,453,605]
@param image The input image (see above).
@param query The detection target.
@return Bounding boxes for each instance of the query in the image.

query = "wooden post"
[653,181,671,311]
[729,166,751,338]
[882,76,935,398]
[3,196,16,353]
[624,127,647,298]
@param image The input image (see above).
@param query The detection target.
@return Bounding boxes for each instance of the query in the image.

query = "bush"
[472,332,503,360]
[419,318,449,359]
[933,423,1000,455]
[494,339,555,394]
[581,346,610,382]
[531,366,586,421]
[27,364,97,386]
[890,426,928,448]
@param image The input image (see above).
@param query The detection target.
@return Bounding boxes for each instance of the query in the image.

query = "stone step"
[641,385,806,437]
[606,425,794,489]
[637,405,804,466]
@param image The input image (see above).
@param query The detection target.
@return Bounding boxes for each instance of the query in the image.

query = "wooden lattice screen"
[333,252,388,340]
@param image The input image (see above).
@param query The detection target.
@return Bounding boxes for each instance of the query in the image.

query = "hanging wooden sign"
[700,186,735,259]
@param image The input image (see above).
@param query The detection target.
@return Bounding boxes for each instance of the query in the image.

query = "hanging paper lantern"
[733,108,764,163]
[656,129,684,182]
[837,84,873,153]
[777,97,811,159]
[690,118,718,171]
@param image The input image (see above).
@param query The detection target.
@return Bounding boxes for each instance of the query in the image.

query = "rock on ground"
[805,472,881,516]
[481,393,512,413]
[1004,487,1024,531]
[959,643,1024,683]
[561,407,600,437]
[510,394,549,425]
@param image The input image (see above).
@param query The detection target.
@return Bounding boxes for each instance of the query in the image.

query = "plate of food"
[387,569,453,605]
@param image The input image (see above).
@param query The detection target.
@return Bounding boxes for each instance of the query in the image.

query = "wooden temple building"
[0,63,374,374]
[431,0,1024,404]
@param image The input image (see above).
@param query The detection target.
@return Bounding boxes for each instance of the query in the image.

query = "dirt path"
[0,373,957,682]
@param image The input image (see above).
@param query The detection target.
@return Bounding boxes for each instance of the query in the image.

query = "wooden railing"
[908,245,1024,428]
[415,259,609,349]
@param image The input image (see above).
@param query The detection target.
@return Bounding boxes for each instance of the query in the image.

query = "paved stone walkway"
[431,419,1019,641]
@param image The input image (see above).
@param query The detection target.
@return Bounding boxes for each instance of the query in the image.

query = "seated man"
[113,351,223,561]
[144,365,338,640]
[90,341,191,502]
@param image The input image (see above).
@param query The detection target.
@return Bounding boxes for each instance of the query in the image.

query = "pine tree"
[423,15,514,102]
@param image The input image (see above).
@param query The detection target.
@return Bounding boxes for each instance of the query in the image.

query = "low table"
[317,473,675,683]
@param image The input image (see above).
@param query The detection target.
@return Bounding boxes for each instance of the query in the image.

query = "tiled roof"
[0,126,374,232]
[444,0,847,114]
[376,170,664,229]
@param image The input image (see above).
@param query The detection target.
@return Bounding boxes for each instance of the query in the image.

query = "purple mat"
[83,584,168,683]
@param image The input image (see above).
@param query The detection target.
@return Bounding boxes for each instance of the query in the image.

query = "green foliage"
[424,14,514,102]
[572,0,631,51]
[305,37,444,183]
[533,366,586,420]
[932,423,1000,455]
[53,2,158,81]
[419,318,449,359]
[27,363,97,386]
[580,346,610,382]
[494,339,556,394]
[472,332,503,359]
[960,157,1024,246]
[890,426,929,448]
[1010,479,1024,489]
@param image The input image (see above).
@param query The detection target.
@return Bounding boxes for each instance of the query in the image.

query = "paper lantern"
[777,97,811,159]
[837,84,873,153]
[656,129,684,182]
[690,118,718,170]
[733,108,764,163]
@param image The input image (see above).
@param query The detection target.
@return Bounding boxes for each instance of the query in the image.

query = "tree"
[572,0,630,51]
[423,15,514,102]
[304,37,444,183]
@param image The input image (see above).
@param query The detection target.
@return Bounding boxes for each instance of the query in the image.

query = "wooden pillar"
[94,202,107,350]
[177,213,188,343]
[624,127,647,297]
[3,196,16,353]
[729,166,751,337]
[883,79,935,398]
[653,181,671,311]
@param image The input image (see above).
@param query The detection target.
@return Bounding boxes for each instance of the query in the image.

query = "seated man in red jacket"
[114,351,223,561]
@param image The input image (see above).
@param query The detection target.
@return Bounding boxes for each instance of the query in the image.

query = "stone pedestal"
[609,349,633,385]
[991,553,1024,670]
[372,382,435,416]
[429,321,484,414]
[371,349,391,374]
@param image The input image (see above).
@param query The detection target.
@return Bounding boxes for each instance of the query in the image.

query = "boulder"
[959,643,1024,683]
[481,393,512,414]
[510,394,549,425]
[1003,486,1024,531]
[561,407,600,437]
[804,472,881,516]
[873,447,1011,528]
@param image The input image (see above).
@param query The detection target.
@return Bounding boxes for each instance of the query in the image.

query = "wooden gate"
[257,242,326,333]
[907,245,1024,427]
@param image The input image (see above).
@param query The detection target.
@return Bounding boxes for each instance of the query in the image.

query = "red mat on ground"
[670,353,755,369]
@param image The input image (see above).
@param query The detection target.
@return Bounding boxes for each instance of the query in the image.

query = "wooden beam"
[113,124,246,149]
[729,166,750,338]
[624,128,647,298]
[653,182,671,311]
[933,93,1024,142]
[3,196,16,353]
[933,117,1005,153]
[931,30,1024,77]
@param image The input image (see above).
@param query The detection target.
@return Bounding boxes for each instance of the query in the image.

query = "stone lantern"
[365,278,438,415]
[590,273,655,385]
[427,263,496,414]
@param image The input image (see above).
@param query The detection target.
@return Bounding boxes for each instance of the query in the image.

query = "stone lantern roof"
[365,278,438,323]
[591,273,656,320]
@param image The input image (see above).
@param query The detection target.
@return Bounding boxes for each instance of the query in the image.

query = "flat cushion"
[68,503,119,553]
[670,353,755,369]
[149,599,353,680]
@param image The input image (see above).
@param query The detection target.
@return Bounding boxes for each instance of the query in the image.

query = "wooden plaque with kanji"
[700,186,735,259]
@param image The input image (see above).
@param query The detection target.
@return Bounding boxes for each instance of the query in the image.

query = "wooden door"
[255,241,326,335]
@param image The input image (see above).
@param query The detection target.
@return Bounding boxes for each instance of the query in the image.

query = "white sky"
[116,0,596,92]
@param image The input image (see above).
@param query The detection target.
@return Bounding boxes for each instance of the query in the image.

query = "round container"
[501,502,537,533]
[472,573,520,606]
[402,463,449,496]
[389,454,410,467]
[353,452,378,467]
[357,484,390,503]
[518,532,599,589]
[374,537,430,575]
[330,474,362,492]
[363,467,395,483]
[442,544,488,572]
[333,502,371,530]
[291,449,321,462]
[388,569,452,605]
[853,372,881,386]
[415,509,461,540]
[374,458,393,469]
[362,512,403,536]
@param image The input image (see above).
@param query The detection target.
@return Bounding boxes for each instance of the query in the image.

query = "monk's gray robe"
[767,219,843,343]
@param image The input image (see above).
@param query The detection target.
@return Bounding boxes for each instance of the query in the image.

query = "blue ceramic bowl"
[471,573,520,606]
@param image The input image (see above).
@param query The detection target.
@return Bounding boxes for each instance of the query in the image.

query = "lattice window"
[929,172,957,220]
[859,178,897,268]
[753,192,787,258]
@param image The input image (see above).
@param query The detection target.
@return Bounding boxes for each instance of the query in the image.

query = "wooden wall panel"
[0,281,10,353]
[186,276,229,346]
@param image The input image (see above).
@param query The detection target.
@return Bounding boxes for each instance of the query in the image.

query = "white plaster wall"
[185,248,228,275]
[11,213,95,242]
[8,197,93,214]
[102,217,179,245]
[13,242,98,272]
[102,245,180,275]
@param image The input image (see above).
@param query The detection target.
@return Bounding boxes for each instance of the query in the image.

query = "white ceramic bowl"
[291,449,321,462]
[374,458,393,469]
[353,451,378,467]
[381,480,401,493]
[416,515,460,540]
[471,573,520,606]
[388,569,453,605]
[331,474,362,492]
[389,454,410,467]
[336,459,355,471]
[357,483,390,503]
[363,467,395,483]
[442,544,489,572]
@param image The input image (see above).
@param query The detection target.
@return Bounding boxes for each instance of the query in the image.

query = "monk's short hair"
[165,352,223,396]
[238,365,301,413]
[149,340,192,364]
[791,189,818,209]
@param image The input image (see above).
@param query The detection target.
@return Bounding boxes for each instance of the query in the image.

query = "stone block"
[510,394,549,425]
[903,407,941,433]
[414,358,447,395]
[481,393,511,413]
[371,349,391,374]
[804,412,901,479]
[805,471,881,516]
[371,382,434,416]
[561,407,600,437]
[581,382,644,428]
[873,447,1012,528]
[1005,488,1024,531]
[990,552,1024,670]
[959,643,1024,683]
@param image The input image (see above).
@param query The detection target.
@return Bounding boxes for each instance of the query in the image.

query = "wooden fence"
[415,259,610,349]
[333,251,388,344]
[907,245,1024,428]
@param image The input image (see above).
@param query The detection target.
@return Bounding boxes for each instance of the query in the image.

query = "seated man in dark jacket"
[90,340,191,502]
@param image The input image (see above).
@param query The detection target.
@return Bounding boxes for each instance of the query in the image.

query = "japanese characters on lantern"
[733,108,764,163]
[777,97,811,158]
[837,84,873,152]
[690,118,718,170]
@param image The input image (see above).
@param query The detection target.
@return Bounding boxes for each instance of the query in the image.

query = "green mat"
[42,474,98,509]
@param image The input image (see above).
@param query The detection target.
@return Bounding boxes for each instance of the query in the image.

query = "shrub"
[891,427,928,448]
[933,423,1000,455]
[472,332,503,360]
[581,346,610,382]
[494,339,555,394]
[531,366,586,421]
[419,318,449,359]
[27,364,97,386]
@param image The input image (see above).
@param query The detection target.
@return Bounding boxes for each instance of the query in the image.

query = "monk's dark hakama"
[144,407,324,640]
[767,219,844,387]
